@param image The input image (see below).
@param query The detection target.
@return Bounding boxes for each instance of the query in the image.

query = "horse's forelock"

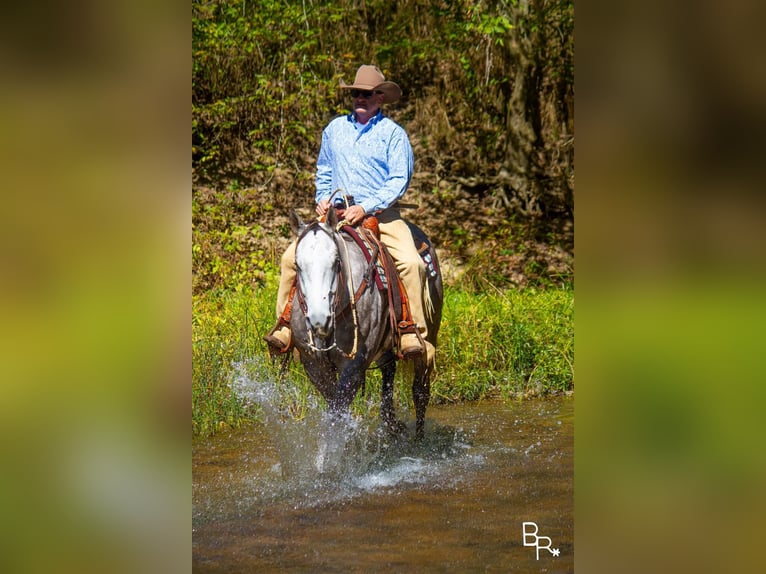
[296,223,338,271]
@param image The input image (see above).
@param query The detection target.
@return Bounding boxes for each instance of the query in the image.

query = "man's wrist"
[359,201,376,214]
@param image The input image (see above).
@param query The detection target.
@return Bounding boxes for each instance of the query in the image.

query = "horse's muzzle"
[313,325,331,339]
[306,316,333,341]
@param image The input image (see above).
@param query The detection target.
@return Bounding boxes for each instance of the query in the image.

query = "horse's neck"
[336,233,364,282]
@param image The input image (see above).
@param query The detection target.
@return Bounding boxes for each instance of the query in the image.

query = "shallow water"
[193,387,573,573]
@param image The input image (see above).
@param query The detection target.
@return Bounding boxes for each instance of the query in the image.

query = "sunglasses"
[350,89,381,99]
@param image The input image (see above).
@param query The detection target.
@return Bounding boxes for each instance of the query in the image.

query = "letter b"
[522,522,538,547]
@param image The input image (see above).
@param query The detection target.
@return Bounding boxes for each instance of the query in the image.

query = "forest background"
[192,0,574,293]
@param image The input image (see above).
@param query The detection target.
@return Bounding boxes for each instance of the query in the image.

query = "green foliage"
[192,0,346,171]
[192,186,277,292]
[192,0,574,183]
[192,283,574,436]
[192,283,283,436]
[434,285,573,401]
[192,0,574,291]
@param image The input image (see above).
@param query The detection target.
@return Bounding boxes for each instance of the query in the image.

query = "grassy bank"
[192,277,573,437]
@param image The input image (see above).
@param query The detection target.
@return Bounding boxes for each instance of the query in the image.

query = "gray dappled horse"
[288,206,442,438]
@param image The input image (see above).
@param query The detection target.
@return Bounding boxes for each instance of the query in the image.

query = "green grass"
[435,285,574,401]
[192,277,573,436]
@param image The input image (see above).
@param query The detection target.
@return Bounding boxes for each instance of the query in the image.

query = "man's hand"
[315,199,365,224]
[343,205,366,225]
[315,199,331,218]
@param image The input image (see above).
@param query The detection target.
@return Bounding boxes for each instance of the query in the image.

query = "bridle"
[294,220,360,359]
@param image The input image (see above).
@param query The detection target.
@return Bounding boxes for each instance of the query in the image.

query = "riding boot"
[391,266,425,360]
[377,212,432,361]
[264,283,296,355]
[264,243,298,355]
[396,297,425,360]
[399,332,424,359]
[264,325,291,353]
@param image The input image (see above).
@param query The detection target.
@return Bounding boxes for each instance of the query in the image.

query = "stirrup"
[263,324,292,355]
[398,330,425,360]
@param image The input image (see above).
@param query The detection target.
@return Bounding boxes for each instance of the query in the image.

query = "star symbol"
[551,548,560,557]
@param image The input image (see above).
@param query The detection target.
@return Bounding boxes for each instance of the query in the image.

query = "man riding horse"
[265,65,434,364]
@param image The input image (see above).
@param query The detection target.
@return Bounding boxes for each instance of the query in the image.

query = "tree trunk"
[501,0,543,217]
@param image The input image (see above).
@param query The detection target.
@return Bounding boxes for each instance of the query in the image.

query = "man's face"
[350,89,383,121]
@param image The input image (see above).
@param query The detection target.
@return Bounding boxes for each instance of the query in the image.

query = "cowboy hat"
[340,65,402,104]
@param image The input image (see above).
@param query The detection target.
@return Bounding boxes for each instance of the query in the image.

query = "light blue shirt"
[315,110,414,215]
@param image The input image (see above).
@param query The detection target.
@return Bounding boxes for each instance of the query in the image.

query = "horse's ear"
[289,209,306,236]
[326,205,338,228]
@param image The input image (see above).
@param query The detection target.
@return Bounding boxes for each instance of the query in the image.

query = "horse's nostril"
[308,316,332,339]
[320,318,333,334]
[314,325,331,339]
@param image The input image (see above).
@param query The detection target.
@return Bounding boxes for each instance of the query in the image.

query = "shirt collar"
[348,109,384,130]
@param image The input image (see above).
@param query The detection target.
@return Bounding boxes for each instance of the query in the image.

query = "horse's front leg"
[330,356,367,413]
[412,355,432,440]
[378,352,405,435]
[299,353,338,405]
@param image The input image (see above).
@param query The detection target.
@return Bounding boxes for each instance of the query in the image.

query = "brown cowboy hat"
[340,65,402,104]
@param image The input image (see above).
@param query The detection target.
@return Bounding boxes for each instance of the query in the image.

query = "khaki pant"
[276,208,428,340]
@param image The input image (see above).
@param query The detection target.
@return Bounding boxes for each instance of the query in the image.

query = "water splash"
[229,360,481,506]
[231,361,379,483]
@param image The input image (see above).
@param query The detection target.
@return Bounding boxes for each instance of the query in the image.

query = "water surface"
[193,394,573,572]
